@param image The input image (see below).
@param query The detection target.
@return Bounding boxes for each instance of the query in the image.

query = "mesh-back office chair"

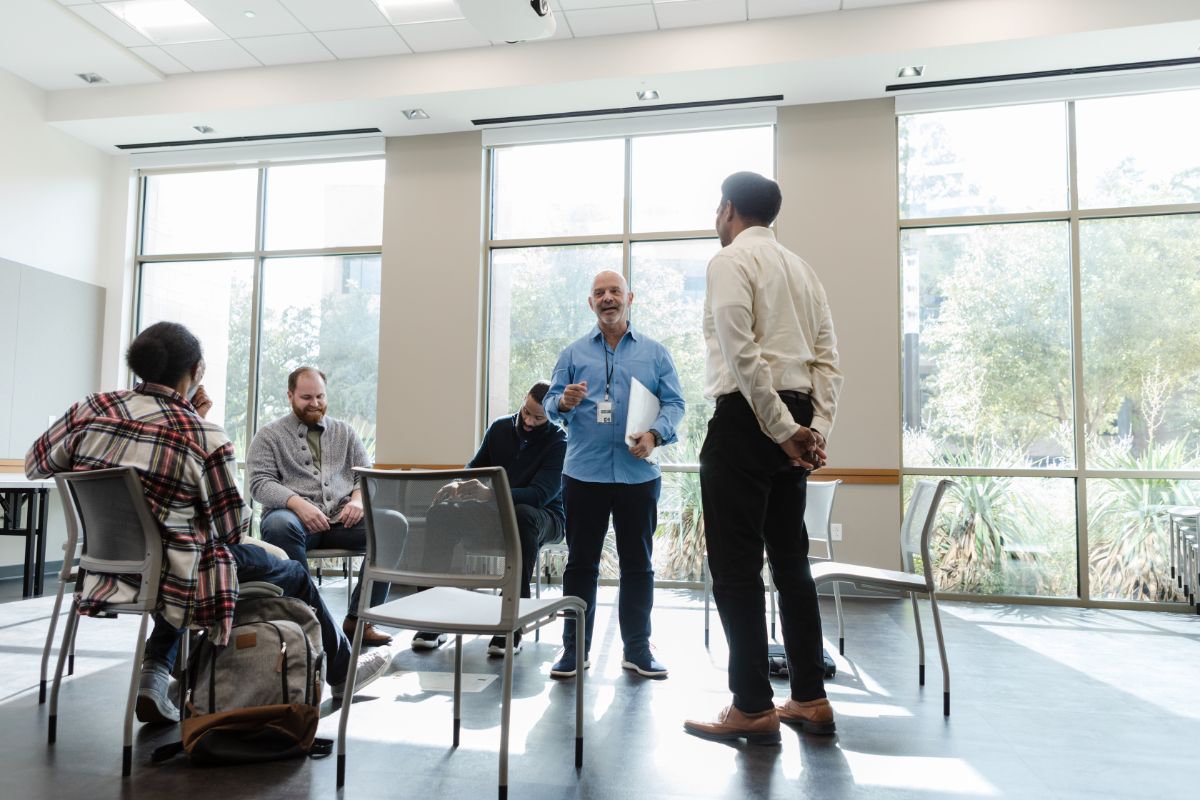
[811,478,955,716]
[47,467,166,776]
[336,467,587,800]
[702,480,842,648]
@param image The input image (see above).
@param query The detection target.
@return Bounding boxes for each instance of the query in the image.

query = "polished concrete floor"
[0,574,1197,799]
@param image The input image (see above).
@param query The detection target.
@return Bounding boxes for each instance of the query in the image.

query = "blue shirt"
[544,324,686,485]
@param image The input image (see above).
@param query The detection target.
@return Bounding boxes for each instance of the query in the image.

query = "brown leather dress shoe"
[343,617,393,646]
[683,705,781,745]
[776,697,836,735]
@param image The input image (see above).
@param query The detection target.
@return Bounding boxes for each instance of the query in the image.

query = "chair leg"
[345,558,353,609]
[928,593,950,717]
[498,629,516,800]
[911,593,926,687]
[336,617,367,788]
[123,613,151,776]
[40,579,68,703]
[48,598,80,744]
[702,555,711,649]
[453,634,463,747]
[534,550,542,641]
[833,580,845,655]
[574,606,584,770]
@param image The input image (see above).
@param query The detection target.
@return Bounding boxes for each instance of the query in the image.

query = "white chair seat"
[811,562,929,594]
[365,586,574,634]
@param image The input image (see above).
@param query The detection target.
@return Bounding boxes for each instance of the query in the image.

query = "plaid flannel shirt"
[25,383,244,645]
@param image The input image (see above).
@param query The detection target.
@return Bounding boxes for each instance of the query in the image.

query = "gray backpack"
[154,595,328,766]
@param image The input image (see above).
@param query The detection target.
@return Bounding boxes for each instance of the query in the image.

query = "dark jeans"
[561,476,660,657]
[260,508,389,618]
[700,391,826,714]
[514,504,564,599]
[144,543,353,686]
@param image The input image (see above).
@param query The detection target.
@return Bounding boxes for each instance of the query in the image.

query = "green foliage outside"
[902,114,1200,602]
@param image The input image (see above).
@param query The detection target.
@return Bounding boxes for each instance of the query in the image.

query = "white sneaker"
[411,631,448,651]
[487,632,523,657]
[332,646,393,700]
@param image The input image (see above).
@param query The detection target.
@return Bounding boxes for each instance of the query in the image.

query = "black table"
[0,475,53,597]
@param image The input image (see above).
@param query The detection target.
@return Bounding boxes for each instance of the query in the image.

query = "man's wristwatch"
[649,429,663,447]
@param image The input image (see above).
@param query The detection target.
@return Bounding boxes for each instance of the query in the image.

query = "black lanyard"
[602,339,615,400]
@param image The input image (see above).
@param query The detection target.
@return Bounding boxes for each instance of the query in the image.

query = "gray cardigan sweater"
[247,413,371,518]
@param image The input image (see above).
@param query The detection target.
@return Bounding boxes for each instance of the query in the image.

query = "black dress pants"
[699,391,826,713]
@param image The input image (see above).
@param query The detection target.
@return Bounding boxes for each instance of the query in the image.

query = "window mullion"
[244,167,267,470]
[1066,100,1091,603]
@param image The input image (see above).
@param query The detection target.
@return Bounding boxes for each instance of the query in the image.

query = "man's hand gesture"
[780,427,826,470]
[337,497,364,528]
[559,380,588,411]
[286,496,330,532]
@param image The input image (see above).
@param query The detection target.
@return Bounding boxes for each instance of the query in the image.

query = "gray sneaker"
[332,646,393,700]
[135,665,180,724]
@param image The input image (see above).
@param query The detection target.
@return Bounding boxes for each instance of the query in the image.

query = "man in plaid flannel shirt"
[27,322,392,724]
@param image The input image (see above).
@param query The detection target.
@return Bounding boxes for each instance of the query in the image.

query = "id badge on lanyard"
[598,340,615,424]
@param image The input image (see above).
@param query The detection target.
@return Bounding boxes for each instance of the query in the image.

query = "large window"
[487,126,774,581]
[135,160,385,460]
[900,90,1200,605]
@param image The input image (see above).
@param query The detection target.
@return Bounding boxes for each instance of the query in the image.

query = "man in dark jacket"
[410,380,567,656]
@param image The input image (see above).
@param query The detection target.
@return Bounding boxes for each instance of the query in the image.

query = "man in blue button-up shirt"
[544,270,685,679]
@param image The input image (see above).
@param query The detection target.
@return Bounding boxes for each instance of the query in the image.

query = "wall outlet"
[830,523,843,541]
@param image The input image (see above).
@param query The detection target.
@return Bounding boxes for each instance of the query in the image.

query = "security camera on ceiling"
[457,0,556,43]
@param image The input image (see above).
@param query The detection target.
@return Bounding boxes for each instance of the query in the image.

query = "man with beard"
[248,366,392,646]
[408,380,567,656]
[543,270,685,680]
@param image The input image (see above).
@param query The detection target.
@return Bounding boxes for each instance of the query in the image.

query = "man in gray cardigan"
[248,366,392,646]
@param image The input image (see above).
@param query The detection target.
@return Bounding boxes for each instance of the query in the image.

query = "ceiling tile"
[375,0,462,25]
[748,0,839,20]
[128,44,191,74]
[56,0,96,6]
[315,27,412,58]
[69,3,152,47]
[238,32,334,65]
[276,0,389,32]
[558,0,646,8]
[187,0,307,38]
[842,0,927,8]
[161,39,260,70]
[396,19,491,53]
[564,6,657,38]
[654,0,747,30]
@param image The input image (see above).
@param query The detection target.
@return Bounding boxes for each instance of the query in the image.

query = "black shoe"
[411,631,448,650]
[487,630,523,657]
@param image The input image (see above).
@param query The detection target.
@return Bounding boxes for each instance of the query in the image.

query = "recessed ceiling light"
[373,0,463,25]
[403,109,430,120]
[244,10,256,18]
[75,72,108,84]
[193,125,214,134]
[896,65,925,78]
[637,89,660,101]
[101,0,225,45]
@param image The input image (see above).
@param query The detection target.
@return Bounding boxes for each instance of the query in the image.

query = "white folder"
[625,377,661,464]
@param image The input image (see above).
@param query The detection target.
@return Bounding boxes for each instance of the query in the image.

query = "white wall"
[0,68,130,570]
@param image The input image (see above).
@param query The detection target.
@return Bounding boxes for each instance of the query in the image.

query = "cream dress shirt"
[703,226,843,442]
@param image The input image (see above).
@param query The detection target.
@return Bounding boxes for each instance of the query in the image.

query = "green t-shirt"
[306,426,322,471]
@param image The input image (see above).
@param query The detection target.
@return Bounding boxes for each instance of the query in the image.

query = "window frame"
[132,156,385,461]
[898,97,1200,610]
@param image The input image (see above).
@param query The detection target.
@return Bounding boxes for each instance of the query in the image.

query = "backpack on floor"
[767,644,837,680]
[153,595,330,767]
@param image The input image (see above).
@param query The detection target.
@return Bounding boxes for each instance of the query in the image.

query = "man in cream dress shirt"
[685,171,844,745]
